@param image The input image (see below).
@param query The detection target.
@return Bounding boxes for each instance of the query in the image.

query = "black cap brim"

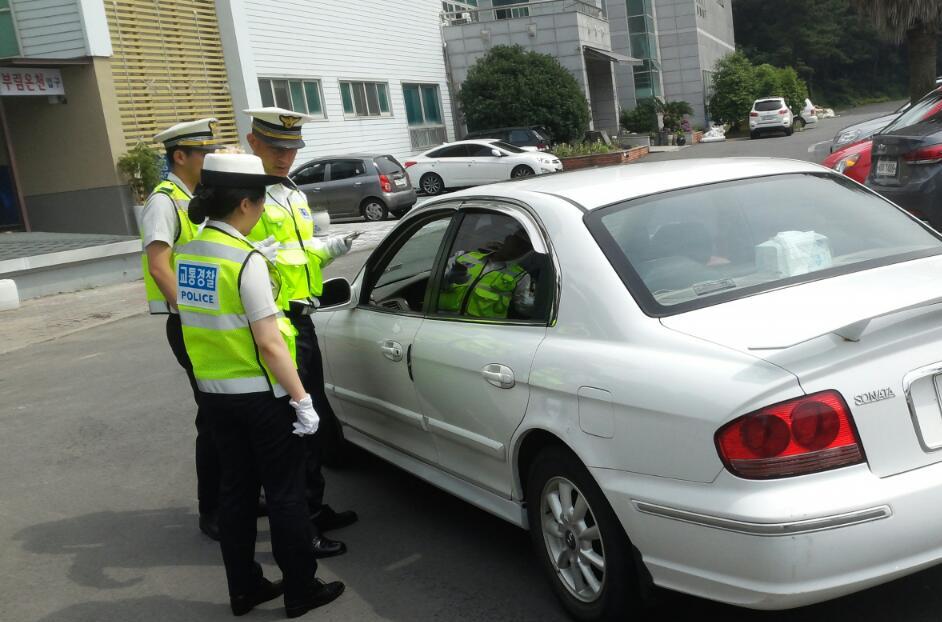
[252,131,305,150]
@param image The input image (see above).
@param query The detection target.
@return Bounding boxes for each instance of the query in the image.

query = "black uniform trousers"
[204,391,317,601]
[165,313,220,516]
[286,310,333,515]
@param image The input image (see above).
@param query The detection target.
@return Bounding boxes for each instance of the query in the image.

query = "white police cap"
[154,117,221,149]
[244,107,316,149]
[200,153,284,188]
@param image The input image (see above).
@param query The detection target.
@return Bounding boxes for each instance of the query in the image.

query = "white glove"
[324,234,354,258]
[254,235,280,262]
[289,394,319,436]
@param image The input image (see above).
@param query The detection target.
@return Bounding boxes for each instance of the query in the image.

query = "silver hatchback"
[291,154,417,222]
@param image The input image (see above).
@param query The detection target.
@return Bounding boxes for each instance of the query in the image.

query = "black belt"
[287,300,318,316]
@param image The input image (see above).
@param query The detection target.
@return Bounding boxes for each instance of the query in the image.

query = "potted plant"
[117,142,162,231]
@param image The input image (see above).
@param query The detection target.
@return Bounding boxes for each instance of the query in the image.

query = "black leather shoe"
[199,513,220,541]
[231,577,284,616]
[312,535,347,559]
[285,579,345,618]
[312,505,358,532]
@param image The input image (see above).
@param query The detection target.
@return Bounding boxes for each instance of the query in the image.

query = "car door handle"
[354,181,363,186]
[381,340,403,362]
[482,363,515,389]
[311,187,321,192]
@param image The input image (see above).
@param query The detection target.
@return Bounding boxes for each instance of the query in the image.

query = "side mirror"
[491,149,503,157]
[318,277,353,311]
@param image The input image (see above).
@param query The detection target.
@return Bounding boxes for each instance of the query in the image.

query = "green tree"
[117,142,161,204]
[458,45,590,142]
[754,64,781,99]
[777,66,809,114]
[620,98,658,133]
[708,51,758,128]
[855,1,942,103]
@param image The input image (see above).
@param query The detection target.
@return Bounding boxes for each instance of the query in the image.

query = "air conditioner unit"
[452,12,472,24]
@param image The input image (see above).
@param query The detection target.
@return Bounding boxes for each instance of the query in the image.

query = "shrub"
[459,45,590,143]
[551,141,618,158]
[708,51,758,129]
[117,142,162,203]
[620,98,659,133]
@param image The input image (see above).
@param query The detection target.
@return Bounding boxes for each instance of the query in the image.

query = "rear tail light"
[379,174,393,193]
[750,112,759,117]
[537,142,547,150]
[715,390,865,479]
[778,109,788,115]
[403,161,417,169]
[834,153,860,174]
[903,144,942,165]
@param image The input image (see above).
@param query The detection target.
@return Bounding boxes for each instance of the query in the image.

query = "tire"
[750,131,759,140]
[511,164,535,178]
[793,117,805,132]
[420,172,444,195]
[526,445,644,621]
[360,198,387,222]
[785,125,794,137]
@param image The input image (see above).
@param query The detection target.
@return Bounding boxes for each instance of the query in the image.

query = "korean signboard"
[0,68,65,96]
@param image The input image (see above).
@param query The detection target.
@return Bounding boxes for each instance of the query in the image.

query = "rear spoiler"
[749,294,942,350]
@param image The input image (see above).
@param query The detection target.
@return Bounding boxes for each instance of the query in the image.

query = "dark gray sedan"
[291,154,417,222]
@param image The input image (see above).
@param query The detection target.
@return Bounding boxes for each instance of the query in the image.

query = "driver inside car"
[438,229,539,319]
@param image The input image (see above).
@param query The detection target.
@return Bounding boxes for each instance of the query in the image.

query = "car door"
[321,208,457,463]
[429,144,472,186]
[292,160,327,208]
[410,204,555,496]
[464,143,508,184]
[322,159,368,218]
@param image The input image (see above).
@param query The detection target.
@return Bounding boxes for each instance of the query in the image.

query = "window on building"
[626,0,661,100]
[403,83,447,150]
[493,0,528,19]
[339,81,391,118]
[0,0,19,58]
[696,0,706,18]
[258,78,325,117]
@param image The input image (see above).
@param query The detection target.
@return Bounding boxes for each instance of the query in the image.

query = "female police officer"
[175,153,344,618]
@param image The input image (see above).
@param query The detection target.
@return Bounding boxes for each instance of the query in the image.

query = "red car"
[822,139,873,184]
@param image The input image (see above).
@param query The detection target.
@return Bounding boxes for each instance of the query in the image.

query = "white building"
[217,0,456,165]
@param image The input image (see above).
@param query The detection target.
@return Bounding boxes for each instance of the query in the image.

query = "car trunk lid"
[661,254,942,477]
[870,123,942,187]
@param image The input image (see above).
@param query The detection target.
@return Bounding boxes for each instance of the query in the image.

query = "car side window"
[467,143,497,157]
[427,145,469,158]
[329,159,366,181]
[509,129,530,143]
[294,162,325,185]
[363,215,453,314]
[432,211,552,322]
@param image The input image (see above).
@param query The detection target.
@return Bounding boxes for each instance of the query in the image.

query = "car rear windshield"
[492,141,525,153]
[881,90,942,133]
[374,155,404,175]
[588,173,942,316]
[754,100,784,111]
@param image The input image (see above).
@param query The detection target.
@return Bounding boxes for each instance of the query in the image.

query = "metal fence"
[410,125,449,151]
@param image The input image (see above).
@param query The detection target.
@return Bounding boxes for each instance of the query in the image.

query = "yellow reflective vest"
[247,185,332,304]
[141,179,199,314]
[438,251,528,319]
[175,225,297,397]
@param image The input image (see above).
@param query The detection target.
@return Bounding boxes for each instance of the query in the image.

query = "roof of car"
[437,158,828,211]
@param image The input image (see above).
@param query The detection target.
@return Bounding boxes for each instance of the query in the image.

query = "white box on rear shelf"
[756,231,833,278]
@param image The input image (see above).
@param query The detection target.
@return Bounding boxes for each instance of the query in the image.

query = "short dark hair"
[188,185,265,224]
[166,145,195,167]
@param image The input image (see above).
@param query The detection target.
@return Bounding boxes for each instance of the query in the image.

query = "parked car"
[404,140,562,195]
[823,139,873,184]
[314,158,942,621]
[464,126,552,151]
[831,101,910,153]
[749,97,794,138]
[290,154,417,222]
[794,98,818,130]
[868,87,942,227]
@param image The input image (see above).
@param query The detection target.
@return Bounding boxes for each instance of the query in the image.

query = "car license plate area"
[906,373,942,451]
[761,114,774,121]
[876,158,898,178]
[395,178,407,188]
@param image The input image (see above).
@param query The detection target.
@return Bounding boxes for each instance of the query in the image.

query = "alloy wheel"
[364,201,385,221]
[421,174,442,194]
[540,476,606,603]
[512,165,534,178]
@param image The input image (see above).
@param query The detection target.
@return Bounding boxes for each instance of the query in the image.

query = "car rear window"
[881,90,942,133]
[374,155,404,175]
[588,173,942,316]
[755,100,784,112]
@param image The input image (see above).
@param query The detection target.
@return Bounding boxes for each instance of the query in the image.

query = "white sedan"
[404,139,562,195]
[314,158,942,620]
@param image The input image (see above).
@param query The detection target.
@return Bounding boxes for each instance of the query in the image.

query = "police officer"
[439,230,539,319]
[176,153,345,617]
[243,107,358,558]
[142,118,221,540]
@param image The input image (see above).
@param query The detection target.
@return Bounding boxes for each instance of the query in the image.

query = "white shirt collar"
[206,220,251,243]
[167,172,194,198]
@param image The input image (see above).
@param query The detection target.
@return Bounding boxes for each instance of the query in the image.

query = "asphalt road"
[8,100,942,622]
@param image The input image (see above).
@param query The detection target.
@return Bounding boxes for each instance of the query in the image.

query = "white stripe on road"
[808,140,832,153]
